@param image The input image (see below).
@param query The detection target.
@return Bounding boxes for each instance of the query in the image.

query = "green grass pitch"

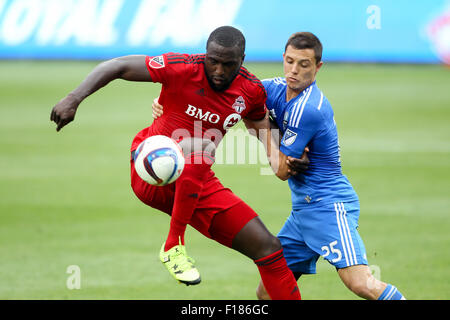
[0,60,449,299]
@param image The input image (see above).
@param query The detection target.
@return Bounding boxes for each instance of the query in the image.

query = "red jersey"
[130,53,267,151]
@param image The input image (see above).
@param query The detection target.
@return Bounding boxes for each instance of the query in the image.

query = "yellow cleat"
[159,242,201,286]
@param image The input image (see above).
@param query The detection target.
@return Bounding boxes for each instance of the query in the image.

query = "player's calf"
[338,265,405,300]
[232,217,301,300]
[338,265,383,299]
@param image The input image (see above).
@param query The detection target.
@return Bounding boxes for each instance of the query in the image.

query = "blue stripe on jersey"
[262,78,358,208]
[292,86,313,128]
[317,92,324,110]
[288,87,308,127]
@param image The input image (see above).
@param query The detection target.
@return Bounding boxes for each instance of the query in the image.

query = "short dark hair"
[206,26,246,56]
[285,32,322,64]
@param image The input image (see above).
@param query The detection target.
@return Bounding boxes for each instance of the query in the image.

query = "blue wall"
[0,0,449,63]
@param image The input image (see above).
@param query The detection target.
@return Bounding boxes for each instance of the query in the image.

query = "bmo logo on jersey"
[185,105,220,124]
[185,105,241,130]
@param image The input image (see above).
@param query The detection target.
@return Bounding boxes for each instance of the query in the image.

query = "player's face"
[205,41,244,91]
[283,45,323,93]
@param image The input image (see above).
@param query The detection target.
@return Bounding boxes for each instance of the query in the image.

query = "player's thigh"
[277,212,320,274]
[300,201,368,269]
[208,201,259,250]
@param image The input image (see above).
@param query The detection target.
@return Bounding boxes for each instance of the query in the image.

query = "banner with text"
[0,0,449,63]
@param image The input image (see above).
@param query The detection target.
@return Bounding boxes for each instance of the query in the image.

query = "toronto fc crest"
[232,96,246,113]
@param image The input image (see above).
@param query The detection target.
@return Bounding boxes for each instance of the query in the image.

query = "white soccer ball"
[134,135,185,186]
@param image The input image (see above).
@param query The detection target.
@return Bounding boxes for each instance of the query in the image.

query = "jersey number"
[321,240,342,263]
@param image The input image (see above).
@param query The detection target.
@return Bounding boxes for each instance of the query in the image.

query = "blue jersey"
[262,78,358,209]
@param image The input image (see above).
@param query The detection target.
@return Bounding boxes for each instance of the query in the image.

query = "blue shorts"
[278,201,368,274]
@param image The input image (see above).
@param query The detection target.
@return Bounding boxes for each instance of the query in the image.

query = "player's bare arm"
[50,55,151,132]
[243,114,309,180]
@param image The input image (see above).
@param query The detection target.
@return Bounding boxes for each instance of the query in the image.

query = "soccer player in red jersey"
[50,26,303,299]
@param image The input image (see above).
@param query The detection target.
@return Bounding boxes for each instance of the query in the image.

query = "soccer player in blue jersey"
[254,32,405,300]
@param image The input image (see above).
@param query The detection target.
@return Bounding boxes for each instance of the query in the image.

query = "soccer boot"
[159,242,201,286]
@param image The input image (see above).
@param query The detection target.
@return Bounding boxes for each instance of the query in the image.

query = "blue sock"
[378,284,405,300]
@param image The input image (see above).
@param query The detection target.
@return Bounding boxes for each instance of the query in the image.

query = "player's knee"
[268,235,282,252]
[232,217,282,260]
[246,233,281,260]
[257,234,282,258]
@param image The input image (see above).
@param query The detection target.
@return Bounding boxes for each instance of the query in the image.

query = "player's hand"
[286,147,310,175]
[152,98,163,119]
[50,94,80,132]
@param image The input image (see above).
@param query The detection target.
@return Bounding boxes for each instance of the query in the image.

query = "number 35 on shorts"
[321,240,342,263]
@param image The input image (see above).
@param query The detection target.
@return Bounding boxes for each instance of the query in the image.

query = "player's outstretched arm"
[50,55,151,132]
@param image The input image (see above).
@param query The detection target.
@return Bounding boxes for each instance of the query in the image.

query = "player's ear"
[316,61,324,73]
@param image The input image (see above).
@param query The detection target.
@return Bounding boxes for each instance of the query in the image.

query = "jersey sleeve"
[145,52,189,85]
[261,79,273,106]
[261,78,274,93]
[244,83,267,121]
[280,102,323,158]
[261,79,277,121]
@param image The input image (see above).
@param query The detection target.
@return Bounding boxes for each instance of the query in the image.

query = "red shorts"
[130,158,258,248]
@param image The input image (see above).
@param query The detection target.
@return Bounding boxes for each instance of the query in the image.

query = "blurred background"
[0,0,449,300]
